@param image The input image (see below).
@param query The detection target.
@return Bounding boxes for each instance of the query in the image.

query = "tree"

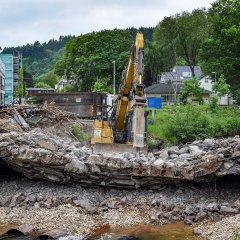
[18,67,24,98]
[3,35,75,81]
[144,41,174,81]
[181,77,203,102]
[127,27,154,41]
[63,84,76,92]
[35,70,58,88]
[34,82,52,88]
[235,89,240,105]
[93,77,113,93]
[154,8,210,76]
[200,0,240,90]
[23,81,27,97]
[55,29,132,91]
[212,74,230,102]
[23,70,34,87]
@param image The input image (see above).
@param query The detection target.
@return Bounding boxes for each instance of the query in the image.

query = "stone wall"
[0,129,240,188]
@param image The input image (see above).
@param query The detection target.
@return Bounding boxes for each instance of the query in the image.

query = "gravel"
[195,214,240,240]
[0,175,240,238]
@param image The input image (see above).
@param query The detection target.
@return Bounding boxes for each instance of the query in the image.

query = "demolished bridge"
[0,129,240,188]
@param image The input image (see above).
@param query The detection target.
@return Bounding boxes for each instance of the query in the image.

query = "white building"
[199,75,232,105]
[0,58,5,105]
[55,77,68,91]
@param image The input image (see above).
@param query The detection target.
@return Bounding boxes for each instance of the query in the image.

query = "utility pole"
[113,60,116,95]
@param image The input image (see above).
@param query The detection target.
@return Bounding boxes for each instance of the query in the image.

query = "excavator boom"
[91,32,147,154]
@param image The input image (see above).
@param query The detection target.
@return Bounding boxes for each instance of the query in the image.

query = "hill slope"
[2,27,154,87]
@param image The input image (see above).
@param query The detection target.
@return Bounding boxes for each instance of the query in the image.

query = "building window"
[205,78,209,83]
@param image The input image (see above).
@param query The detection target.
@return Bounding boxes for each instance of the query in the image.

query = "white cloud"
[0,0,213,47]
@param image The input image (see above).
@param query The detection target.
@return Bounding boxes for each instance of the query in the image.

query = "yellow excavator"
[91,32,147,155]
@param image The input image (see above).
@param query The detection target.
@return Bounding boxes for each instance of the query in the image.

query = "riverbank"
[0,114,240,239]
[0,175,239,239]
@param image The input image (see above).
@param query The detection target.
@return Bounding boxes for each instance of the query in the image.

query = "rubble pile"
[0,104,76,127]
[0,129,240,188]
[0,104,92,142]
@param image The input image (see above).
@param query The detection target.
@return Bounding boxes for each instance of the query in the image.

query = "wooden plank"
[13,108,29,129]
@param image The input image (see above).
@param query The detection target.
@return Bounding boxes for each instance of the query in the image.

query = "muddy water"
[0,222,201,240]
[93,222,201,240]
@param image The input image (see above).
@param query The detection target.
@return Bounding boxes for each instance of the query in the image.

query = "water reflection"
[92,222,200,240]
[0,222,200,240]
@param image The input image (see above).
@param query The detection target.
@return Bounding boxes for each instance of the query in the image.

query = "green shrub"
[232,230,240,240]
[71,123,89,141]
[148,104,240,145]
[209,94,219,112]
[26,96,37,104]
[235,89,240,105]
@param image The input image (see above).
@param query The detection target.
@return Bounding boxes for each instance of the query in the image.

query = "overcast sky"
[0,0,214,48]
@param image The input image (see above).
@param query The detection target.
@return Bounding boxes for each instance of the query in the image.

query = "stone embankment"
[0,129,240,188]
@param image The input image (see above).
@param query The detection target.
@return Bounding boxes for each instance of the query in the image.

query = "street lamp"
[212,72,216,82]
[113,60,116,95]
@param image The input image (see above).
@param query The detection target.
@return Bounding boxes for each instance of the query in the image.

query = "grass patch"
[71,123,90,142]
[148,104,240,145]
[232,230,240,240]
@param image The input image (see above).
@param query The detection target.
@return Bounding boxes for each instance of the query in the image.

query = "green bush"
[235,89,240,105]
[209,94,219,112]
[71,123,89,141]
[148,104,240,145]
[232,230,240,240]
[26,96,37,104]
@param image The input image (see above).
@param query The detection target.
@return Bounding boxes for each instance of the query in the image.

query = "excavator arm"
[113,32,146,148]
[91,32,147,153]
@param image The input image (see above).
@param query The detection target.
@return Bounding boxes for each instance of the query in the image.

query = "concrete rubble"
[1,120,240,239]
[0,129,240,188]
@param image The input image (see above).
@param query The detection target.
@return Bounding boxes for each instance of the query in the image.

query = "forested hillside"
[2,36,75,84]
[2,27,153,88]
[127,27,154,42]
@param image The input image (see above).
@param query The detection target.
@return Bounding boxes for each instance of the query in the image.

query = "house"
[172,65,202,79]
[55,77,68,91]
[0,58,5,105]
[145,82,211,105]
[199,75,233,105]
[158,72,181,83]
[148,65,207,104]
[199,75,212,92]
[145,82,183,105]
[147,65,234,105]
[156,65,202,84]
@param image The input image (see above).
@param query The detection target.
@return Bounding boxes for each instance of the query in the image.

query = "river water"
[92,222,199,240]
[0,222,200,240]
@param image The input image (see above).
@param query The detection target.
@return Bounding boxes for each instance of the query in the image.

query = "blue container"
[147,97,162,109]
